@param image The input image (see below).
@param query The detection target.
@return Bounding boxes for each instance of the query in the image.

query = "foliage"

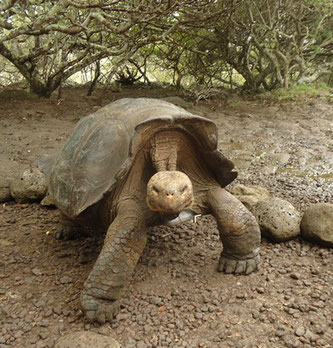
[258,83,332,102]
[0,0,179,96]
[208,0,333,90]
[0,0,332,96]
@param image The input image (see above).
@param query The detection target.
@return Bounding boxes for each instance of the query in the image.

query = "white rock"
[55,331,120,348]
[301,203,333,247]
[231,184,270,212]
[10,168,47,203]
[254,197,301,242]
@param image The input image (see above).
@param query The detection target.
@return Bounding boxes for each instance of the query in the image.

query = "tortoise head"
[146,171,194,214]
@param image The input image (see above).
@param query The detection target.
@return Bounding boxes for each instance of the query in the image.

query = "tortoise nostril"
[152,185,159,193]
[180,185,188,194]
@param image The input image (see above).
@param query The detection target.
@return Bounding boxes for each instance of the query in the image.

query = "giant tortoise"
[42,98,261,323]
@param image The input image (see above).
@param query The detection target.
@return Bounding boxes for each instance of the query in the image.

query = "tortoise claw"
[80,293,120,323]
[55,225,80,240]
[85,310,96,322]
[218,249,260,275]
[235,261,246,274]
[245,258,258,274]
[96,309,106,324]
[224,259,237,274]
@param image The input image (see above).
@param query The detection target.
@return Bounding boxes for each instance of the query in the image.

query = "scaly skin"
[76,129,260,322]
[80,198,147,323]
[207,187,261,274]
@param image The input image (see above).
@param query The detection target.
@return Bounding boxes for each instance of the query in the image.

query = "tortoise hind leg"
[80,199,147,323]
[207,187,261,274]
[55,213,82,240]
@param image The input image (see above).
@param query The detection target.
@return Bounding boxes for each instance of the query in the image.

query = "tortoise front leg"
[207,187,261,274]
[80,199,147,323]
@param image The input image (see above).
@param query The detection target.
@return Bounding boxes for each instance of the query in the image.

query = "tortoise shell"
[48,98,237,218]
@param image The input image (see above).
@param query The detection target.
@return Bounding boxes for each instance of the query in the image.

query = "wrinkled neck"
[150,130,181,171]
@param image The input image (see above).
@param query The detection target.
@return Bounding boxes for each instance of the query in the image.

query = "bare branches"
[213,0,333,90]
[0,0,331,96]
[0,0,165,96]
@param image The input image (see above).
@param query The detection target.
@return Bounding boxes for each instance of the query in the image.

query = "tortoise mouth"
[147,195,193,214]
[146,171,194,214]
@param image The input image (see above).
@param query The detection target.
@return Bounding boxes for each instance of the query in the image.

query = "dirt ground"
[0,87,332,348]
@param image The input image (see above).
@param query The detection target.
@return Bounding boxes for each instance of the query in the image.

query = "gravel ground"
[0,87,332,347]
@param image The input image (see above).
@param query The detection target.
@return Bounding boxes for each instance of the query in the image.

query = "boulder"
[10,168,47,203]
[254,197,301,242]
[55,331,120,348]
[301,203,333,247]
[230,184,270,212]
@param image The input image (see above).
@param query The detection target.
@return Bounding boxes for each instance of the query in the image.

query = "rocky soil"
[0,87,332,347]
